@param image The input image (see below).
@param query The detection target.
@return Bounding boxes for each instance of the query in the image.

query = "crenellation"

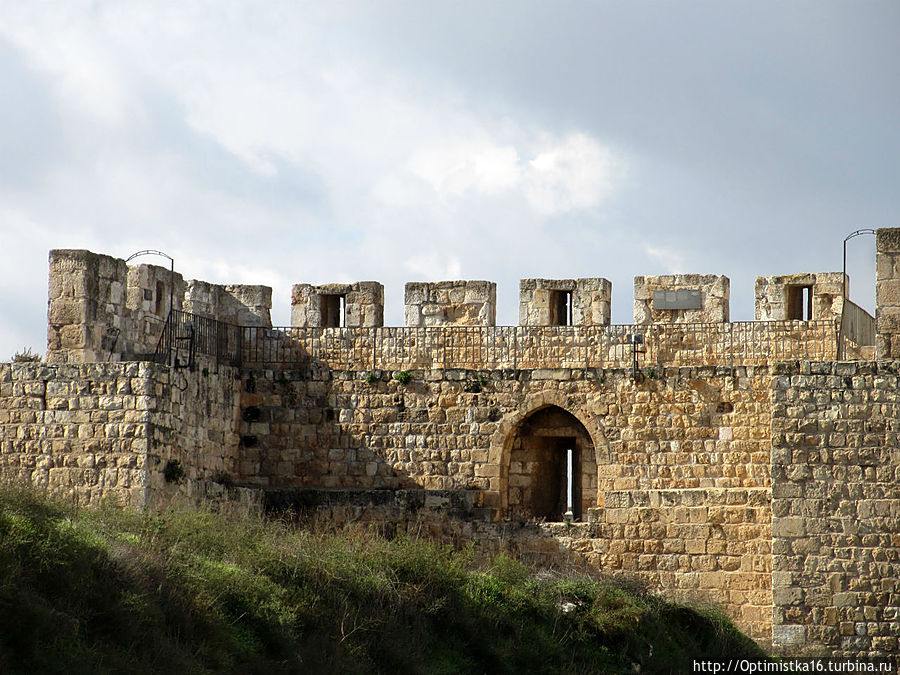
[633,274,730,324]
[291,281,383,328]
[519,277,611,326]
[405,280,496,327]
[755,272,846,322]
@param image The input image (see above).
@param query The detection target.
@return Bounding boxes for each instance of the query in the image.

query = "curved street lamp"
[125,249,175,319]
[125,250,175,366]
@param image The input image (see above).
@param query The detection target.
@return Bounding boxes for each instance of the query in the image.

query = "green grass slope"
[0,487,766,674]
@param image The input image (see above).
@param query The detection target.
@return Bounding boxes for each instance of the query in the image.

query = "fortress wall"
[771,360,900,658]
[234,364,774,642]
[0,361,156,507]
[144,362,243,510]
[585,487,772,644]
[236,365,772,498]
[0,360,247,512]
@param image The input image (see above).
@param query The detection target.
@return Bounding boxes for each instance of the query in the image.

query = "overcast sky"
[1,1,897,358]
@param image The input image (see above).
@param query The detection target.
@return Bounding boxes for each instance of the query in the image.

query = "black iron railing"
[239,320,838,371]
[155,310,243,368]
[154,309,838,371]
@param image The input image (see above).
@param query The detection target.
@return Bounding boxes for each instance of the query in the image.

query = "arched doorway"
[506,405,596,521]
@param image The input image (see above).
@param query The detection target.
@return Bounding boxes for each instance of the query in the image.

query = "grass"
[0,486,767,673]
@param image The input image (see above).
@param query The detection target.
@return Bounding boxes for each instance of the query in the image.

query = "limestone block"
[292,281,383,328]
[877,228,900,254]
[405,280,496,327]
[633,274,729,324]
[519,278,611,326]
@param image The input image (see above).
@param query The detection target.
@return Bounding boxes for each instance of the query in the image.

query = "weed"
[0,486,770,673]
[163,460,184,483]
[365,371,377,385]
[394,371,412,386]
[11,347,41,363]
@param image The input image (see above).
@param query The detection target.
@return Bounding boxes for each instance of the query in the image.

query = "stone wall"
[586,487,772,642]
[634,274,730,324]
[755,273,846,322]
[0,359,249,513]
[518,278,611,326]
[771,360,900,658]
[405,280,496,327]
[144,362,243,509]
[0,361,156,507]
[184,281,272,327]
[235,365,771,499]
[47,249,274,364]
[291,282,384,328]
[47,250,186,364]
[876,229,900,359]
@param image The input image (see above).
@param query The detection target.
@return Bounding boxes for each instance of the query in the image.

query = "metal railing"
[155,310,243,368]
[838,299,875,359]
[239,320,838,371]
[154,309,839,371]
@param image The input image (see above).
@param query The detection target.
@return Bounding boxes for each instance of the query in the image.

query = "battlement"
[46,245,884,366]
[47,249,271,365]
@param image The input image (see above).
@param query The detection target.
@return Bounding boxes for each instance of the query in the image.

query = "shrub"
[11,347,41,363]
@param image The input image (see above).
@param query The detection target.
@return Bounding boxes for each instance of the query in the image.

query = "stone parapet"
[755,272,846,322]
[405,280,496,327]
[519,278,611,326]
[876,228,900,359]
[634,274,729,324]
[185,281,272,327]
[291,281,383,328]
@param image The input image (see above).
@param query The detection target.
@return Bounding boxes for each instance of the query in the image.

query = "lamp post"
[125,250,175,365]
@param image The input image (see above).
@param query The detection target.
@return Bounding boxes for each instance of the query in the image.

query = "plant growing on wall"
[163,459,185,483]
[366,371,378,384]
[394,371,412,386]
[11,347,41,363]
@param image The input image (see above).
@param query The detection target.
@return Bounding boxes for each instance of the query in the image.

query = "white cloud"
[644,244,687,274]
[525,133,619,215]
[406,132,622,216]
[403,254,463,282]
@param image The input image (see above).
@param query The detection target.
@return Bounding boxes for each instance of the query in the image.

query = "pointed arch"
[487,391,609,519]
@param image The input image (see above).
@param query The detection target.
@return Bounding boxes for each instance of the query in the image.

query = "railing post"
[729,322,734,373]
[513,328,518,370]
[584,327,589,374]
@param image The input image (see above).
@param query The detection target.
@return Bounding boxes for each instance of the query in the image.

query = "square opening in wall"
[549,290,572,326]
[321,294,346,327]
[786,285,813,320]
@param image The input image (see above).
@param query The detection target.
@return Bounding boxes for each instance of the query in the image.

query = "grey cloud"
[0,39,65,188]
